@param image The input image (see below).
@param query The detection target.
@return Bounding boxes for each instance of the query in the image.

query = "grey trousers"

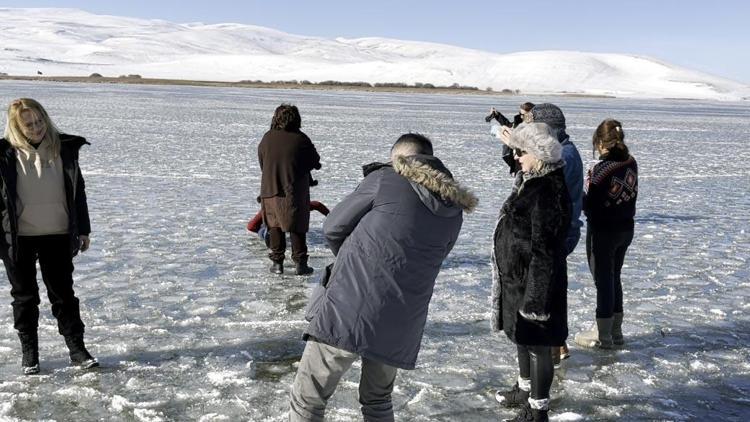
[289,339,398,422]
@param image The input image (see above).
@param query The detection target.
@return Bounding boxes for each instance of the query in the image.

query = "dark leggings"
[3,234,84,336]
[586,228,633,318]
[517,344,553,399]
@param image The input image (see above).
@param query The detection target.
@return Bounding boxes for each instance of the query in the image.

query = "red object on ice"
[247,211,263,232]
[247,200,330,232]
[310,200,330,216]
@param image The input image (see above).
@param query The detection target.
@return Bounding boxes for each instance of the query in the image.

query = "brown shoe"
[560,343,570,360]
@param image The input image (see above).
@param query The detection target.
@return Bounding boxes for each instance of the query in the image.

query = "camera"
[485,107,521,175]
[485,108,512,127]
[486,108,525,128]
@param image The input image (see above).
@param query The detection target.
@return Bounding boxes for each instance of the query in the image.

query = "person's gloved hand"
[485,107,499,122]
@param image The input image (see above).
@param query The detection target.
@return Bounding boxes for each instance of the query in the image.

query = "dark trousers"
[3,234,84,336]
[517,344,553,399]
[586,228,634,319]
[268,228,308,263]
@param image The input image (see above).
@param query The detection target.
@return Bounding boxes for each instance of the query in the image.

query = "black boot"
[295,258,314,276]
[269,261,284,274]
[18,332,40,375]
[64,334,99,369]
[495,382,530,408]
[503,403,548,422]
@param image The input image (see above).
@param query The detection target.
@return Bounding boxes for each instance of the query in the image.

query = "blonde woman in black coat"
[1,98,97,375]
[491,123,571,422]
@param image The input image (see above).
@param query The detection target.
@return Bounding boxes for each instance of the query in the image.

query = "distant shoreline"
[0,75,619,99]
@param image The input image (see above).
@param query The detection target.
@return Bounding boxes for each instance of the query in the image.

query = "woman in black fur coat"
[491,122,571,422]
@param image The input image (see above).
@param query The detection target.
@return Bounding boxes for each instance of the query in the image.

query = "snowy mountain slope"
[1,7,748,100]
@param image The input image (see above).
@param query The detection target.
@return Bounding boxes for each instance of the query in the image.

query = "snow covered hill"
[1,7,748,100]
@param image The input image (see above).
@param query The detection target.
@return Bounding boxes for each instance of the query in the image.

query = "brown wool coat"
[258,129,321,233]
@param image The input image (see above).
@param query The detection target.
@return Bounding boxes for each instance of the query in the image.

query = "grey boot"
[64,334,99,369]
[612,313,624,346]
[269,261,283,274]
[18,332,40,375]
[574,318,614,349]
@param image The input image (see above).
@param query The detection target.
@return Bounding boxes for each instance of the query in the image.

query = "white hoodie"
[15,139,69,236]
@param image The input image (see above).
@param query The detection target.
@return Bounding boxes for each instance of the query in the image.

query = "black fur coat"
[491,167,571,346]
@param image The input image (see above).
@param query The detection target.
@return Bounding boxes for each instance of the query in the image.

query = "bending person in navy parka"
[289,133,477,422]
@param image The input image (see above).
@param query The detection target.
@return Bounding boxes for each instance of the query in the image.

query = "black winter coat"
[0,134,91,263]
[491,168,571,346]
[258,129,321,232]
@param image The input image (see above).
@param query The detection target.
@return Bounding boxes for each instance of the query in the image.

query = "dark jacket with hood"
[0,134,91,264]
[305,154,477,370]
[491,166,571,346]
[560,136,583,254]
[258,129,321,232]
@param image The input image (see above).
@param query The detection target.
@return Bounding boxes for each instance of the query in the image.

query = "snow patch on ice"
[689,360,720,372]
[709,308,726,317]
[0,393,16,417]
[206,370,248,386]
[199,414,231,422]
[53,386,102,400]
[552,412,584,421]
[134,408,166,422]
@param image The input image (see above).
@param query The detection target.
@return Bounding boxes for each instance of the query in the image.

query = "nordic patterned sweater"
[583,149,638,232]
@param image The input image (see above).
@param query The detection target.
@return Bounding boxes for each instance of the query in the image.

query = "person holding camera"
[257,104,321,276]
[486,102,535,175]
[491,122,571,421]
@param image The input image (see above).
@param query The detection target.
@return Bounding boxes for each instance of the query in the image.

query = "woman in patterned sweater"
[575,119,638,349]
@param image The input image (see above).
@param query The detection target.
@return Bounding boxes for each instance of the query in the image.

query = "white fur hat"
[507,122,562,163]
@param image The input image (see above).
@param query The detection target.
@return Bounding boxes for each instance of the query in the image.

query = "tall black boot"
[64,334,99,369]
[18,331,40,375]
[495,381,530,408]
[503,402,548,422]
[295,257,314,276]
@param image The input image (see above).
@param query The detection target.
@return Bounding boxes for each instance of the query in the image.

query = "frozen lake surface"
[0,81,748,421]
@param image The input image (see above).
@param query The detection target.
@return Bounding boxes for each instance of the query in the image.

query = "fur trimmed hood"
[393,154,478,213]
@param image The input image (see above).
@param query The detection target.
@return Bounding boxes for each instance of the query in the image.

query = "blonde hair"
[4,98,61,157]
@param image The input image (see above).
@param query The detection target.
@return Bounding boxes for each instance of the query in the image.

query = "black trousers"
[517,344,553,399]
[586,228,634,319]
[3,234,85,336]
[267,228,308,263]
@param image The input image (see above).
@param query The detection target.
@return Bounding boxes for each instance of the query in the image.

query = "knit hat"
[531,103,566,130]
[507,122,562,163]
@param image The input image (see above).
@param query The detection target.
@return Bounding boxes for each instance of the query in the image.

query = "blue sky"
[4,0,749,83]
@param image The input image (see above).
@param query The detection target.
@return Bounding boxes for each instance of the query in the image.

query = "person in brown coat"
[258,104,321,275]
